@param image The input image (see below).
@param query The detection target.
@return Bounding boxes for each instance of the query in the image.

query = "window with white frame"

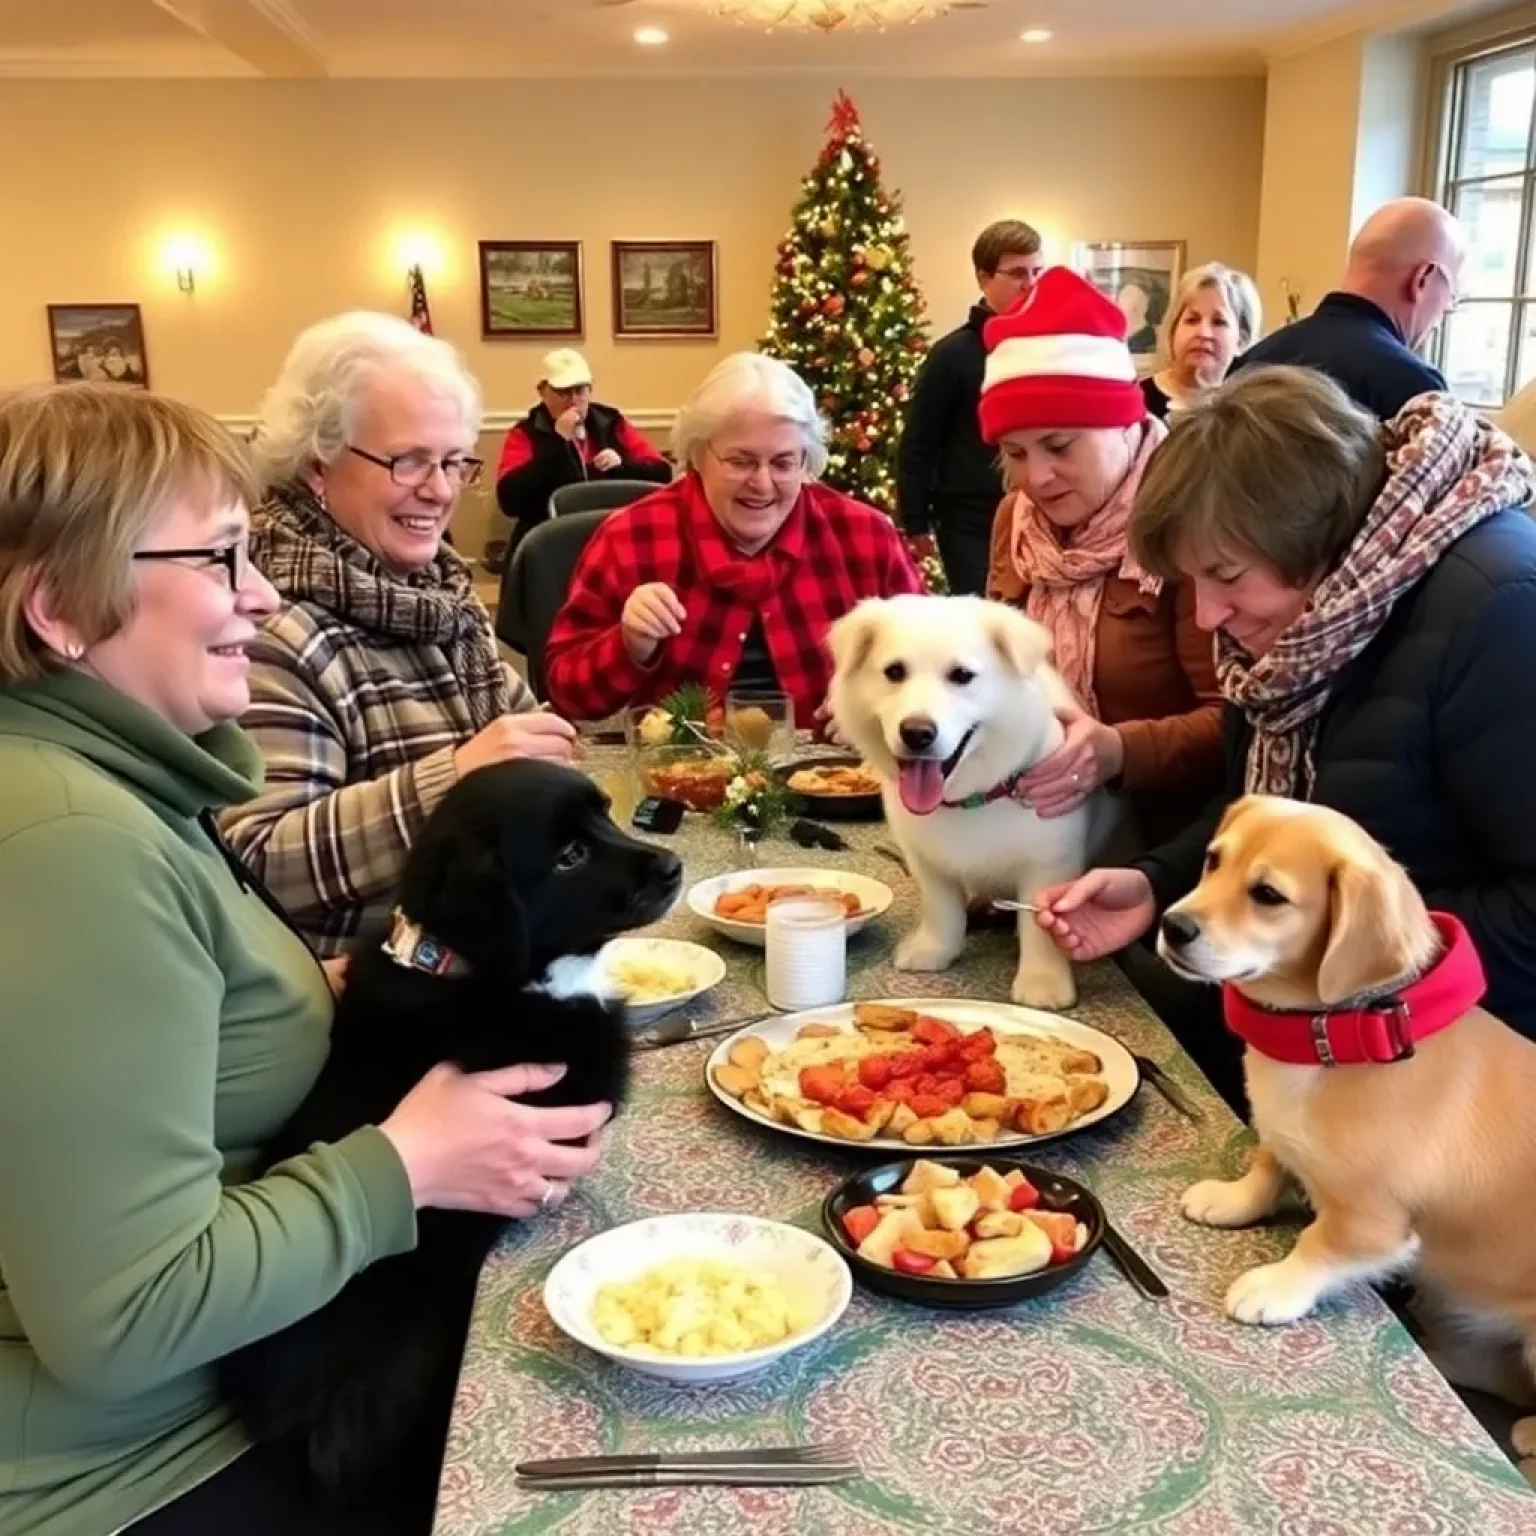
[1436,42,1536,406]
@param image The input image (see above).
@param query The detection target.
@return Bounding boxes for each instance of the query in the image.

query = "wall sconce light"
[162,234,210,297]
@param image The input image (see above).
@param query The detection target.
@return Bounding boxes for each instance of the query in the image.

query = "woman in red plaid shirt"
[544,352,924,724]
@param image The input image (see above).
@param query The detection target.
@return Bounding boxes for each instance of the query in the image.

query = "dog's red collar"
[1221,913,1485,1067]
[382,907,470,978]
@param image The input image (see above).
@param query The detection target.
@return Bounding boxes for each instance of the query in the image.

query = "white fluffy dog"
[828,594,1111,1010]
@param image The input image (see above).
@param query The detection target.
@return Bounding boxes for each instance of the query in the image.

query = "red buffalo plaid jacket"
[544,473,924,722]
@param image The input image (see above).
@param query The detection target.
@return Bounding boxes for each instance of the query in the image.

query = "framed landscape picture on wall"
[478,241,584,337]
[47,304,149,387]
[1075,241,1186,373]
[612,240,717,338]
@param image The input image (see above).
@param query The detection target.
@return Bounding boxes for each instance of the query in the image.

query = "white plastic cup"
[764,895,848,1012]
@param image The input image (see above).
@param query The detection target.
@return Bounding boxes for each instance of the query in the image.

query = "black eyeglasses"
[346,445,484,488]
[132,541,248,589]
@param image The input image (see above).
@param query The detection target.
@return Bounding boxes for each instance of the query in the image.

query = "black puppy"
[219,759,681,1517]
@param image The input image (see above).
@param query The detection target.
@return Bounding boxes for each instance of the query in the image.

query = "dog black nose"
[1160,912,1201,950]
[899,717,937,753]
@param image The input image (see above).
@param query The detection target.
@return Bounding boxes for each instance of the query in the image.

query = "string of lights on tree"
[760,91,944,590]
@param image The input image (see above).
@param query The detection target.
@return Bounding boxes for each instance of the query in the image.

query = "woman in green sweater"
[0,385,613,1536]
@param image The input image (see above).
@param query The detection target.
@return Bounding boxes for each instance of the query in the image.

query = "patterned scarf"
[251,482,510,731]
[1007,416,1168,713]
[680,470,806,606]
[1220,395,1534,798]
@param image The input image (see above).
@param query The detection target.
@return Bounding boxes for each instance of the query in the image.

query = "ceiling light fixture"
[712,1,971,33]
[1020,27,1052,43]
[634,25,669,44]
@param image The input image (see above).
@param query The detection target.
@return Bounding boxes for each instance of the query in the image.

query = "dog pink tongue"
[898,758,946,815]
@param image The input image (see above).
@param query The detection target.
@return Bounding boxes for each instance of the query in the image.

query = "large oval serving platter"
[704,997,1140,1154]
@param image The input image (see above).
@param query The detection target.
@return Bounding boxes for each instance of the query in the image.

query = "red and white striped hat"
[978,266,1145,442]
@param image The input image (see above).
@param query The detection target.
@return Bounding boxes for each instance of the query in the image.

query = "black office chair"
[495,509,613,700]
[548,477,663,520]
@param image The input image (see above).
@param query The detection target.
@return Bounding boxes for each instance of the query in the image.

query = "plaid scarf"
[252,483,510,732]
[1220,395,1535,798]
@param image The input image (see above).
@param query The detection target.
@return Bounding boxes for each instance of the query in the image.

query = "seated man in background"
[544,351,923,724]
[492,348,671,568]
[1233,195,1463,419]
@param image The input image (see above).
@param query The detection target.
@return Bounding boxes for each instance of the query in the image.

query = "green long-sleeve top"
[0,671,418,1536]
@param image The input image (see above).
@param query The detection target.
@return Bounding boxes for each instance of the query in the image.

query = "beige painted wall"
[1255,34,1367,334]
[0,75,1265,551]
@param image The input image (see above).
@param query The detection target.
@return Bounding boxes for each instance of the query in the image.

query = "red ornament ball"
[822,293,846,317]
[856,436,873,452]
[850,270,870,289]
[857,347,876,368]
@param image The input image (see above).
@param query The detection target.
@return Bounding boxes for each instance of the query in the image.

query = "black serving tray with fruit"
[822,1155,1105,1309]
[775,753,884,822]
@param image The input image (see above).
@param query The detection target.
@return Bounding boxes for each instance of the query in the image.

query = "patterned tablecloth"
[434,803,1536,1536]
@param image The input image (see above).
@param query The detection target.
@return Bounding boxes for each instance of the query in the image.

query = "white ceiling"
[0,0,1488,79]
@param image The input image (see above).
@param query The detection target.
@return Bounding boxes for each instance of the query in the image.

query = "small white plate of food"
[686,867,894,948]
[542,1212,851,1383]
[777,754,884,821]
[597,937,727,1025]
[705,997,1139,1152]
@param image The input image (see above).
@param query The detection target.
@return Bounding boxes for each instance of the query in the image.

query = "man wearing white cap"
[492,348,671,566]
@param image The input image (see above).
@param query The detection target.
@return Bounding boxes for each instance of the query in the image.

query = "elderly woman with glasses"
[222,312,576,957]
[544,351,925,723]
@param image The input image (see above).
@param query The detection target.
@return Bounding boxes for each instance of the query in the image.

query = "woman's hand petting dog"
[380,1061,611,1218]
[1035,867,1157,961]
[454,710,577,778]
[1018,706,1125,818]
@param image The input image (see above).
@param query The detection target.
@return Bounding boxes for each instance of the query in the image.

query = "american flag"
[407,264,434,334]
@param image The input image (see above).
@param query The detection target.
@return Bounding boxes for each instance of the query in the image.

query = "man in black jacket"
[492,349,671,568]
[897,220,1043,594]
[1234,197,1465,419]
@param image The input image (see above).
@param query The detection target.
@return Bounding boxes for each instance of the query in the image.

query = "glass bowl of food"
[637,744,739,812]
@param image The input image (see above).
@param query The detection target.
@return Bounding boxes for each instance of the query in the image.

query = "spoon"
[990,898,1043,915]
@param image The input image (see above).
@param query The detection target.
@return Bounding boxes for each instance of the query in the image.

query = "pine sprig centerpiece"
[711,751,799,838]
[761,90,936,590]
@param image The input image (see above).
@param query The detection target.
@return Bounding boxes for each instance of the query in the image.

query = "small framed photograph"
[611,240,717,339]
[1075,241,1187,373]
[478,241,584,337]
[47,304,149,387]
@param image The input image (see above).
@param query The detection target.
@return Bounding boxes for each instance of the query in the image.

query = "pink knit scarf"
[1006,416,1168,712]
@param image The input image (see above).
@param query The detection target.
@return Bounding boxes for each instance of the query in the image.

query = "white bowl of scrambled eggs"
[543,1213,852,1383]
[597,937,727,1025]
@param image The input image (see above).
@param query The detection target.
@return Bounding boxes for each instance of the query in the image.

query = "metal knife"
[1133,1054,1204,1122]
[516,1465,858,1490]
[516,1448,848,1477]
[632,1011,768,1052]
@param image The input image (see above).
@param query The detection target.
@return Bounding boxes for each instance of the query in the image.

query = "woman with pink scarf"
[982,267,1221,845]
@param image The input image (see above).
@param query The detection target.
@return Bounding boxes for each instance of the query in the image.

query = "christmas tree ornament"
[822,293,845,316]
[851,270,870,288]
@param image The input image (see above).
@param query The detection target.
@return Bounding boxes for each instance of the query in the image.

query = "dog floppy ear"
[1316,852,1427,1004]
[399,834,532,982]
[827,601,881,678]
[981,604,1051,677]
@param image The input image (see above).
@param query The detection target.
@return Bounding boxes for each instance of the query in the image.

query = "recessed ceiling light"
[634,26,669,45]
[1020,28,1052,43]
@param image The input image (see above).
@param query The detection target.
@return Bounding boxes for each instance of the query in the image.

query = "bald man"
[1235,196,1464,419]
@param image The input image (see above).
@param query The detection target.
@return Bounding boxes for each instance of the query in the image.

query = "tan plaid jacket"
[221,599,537,957]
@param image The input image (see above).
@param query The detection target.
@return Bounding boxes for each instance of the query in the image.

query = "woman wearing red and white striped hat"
[981,266,1221,847]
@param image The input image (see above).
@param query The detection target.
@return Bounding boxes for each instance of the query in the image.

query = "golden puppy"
[1158,795,1536,1471]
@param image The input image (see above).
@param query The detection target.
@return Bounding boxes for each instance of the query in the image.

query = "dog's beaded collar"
[381,907,470,978]
[940,771,1026,812]
[1221,913,1485,1067]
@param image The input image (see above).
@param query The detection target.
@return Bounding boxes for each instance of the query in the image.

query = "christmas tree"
[762,92,940,585]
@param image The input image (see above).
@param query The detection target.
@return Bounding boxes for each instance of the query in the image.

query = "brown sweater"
[987,504,1222,845]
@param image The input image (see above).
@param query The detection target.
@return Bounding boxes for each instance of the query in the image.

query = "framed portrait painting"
[478,241,584,337]
[47,304,149,387]
[611,240,717,338]
[1075,241,1186,373]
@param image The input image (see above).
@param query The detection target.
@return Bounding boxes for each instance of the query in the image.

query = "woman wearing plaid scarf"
[224,313,579,957]
[1034,366,1536,1101]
